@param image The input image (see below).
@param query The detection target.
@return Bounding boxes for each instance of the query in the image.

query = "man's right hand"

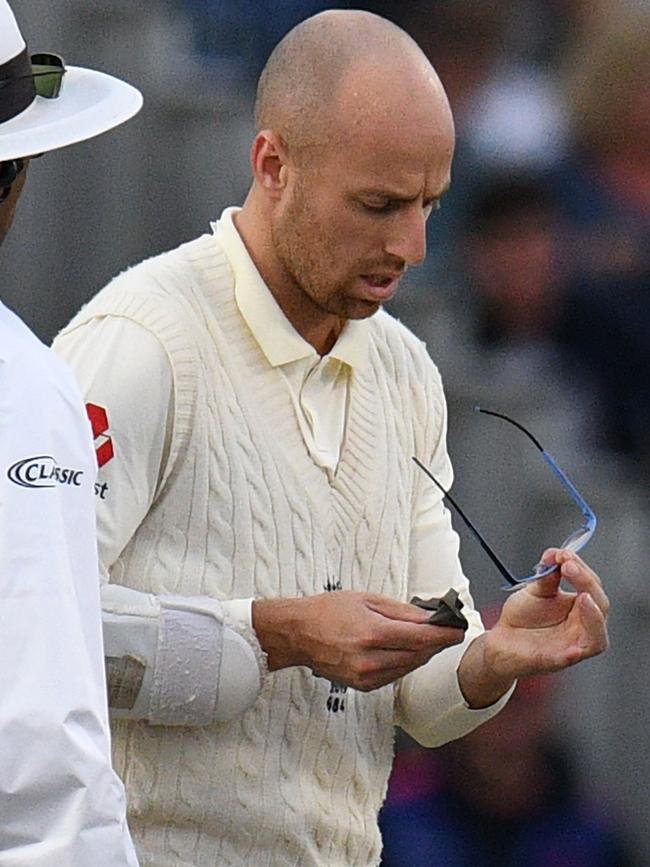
[252,591,466,691]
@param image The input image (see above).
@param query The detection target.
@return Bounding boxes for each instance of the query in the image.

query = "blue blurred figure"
[380,666,638,867]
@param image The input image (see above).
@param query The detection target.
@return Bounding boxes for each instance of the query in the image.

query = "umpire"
[0,2,142,863]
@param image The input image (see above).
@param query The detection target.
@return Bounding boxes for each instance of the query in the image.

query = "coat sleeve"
[0,333,138,865]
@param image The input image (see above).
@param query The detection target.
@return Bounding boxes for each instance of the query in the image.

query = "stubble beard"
[272,205,353,322]
[273,222,384,327]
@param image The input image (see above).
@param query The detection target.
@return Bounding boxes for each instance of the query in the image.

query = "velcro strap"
[106,654,146,710]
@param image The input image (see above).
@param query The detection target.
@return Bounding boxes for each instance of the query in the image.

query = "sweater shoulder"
[91,232,231,308]
[58,233,232,345]
[368,309,444,390]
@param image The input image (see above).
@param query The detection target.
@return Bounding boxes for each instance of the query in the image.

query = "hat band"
[0,46,37,124]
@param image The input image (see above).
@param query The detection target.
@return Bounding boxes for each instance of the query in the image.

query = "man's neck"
[234,204,344,356]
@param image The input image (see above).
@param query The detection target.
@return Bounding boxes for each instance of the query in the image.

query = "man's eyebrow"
[357,183,451,205]
[356,187,410,200]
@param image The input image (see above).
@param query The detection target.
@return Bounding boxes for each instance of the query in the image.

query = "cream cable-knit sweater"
[59,226,503,866]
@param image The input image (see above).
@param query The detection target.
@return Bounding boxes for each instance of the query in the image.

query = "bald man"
[54,10,609,866]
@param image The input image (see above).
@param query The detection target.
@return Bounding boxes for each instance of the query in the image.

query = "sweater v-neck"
[189,229,381,553]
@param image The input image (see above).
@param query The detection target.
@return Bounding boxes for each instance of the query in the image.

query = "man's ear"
[251,131,290,197]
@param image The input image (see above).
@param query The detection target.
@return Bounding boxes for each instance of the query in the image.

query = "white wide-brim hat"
[0,1,142,162]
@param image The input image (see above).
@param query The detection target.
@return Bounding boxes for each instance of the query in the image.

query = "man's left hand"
[458,549,609,708]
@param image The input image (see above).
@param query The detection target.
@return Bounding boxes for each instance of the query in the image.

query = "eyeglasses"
[0,53,66,100]
[412,407,597,591]
[29,53,66,99]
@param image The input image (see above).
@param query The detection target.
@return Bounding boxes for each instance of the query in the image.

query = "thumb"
[366,595,431,624]
[526,570,562,598]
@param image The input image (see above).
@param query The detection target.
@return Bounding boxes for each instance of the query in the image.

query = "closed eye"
[361,199,400,214]
[361,199,441,215]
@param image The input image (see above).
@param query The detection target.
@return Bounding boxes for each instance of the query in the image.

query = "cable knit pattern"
[58,230,452,867]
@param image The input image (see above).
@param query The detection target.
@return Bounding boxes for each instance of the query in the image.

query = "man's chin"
[341,298,382,320]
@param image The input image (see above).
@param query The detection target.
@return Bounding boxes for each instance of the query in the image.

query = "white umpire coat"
[0,302,137,866]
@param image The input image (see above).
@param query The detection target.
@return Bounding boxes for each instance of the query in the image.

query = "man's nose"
[384,207,428,266]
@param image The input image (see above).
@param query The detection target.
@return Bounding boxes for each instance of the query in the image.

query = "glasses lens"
[502,519,596,591]
[31,53,65,99]
[560,523,595,553]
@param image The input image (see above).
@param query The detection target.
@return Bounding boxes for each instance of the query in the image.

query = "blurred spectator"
[380,667,637,867]
[560,5,650,282]
[553,6,650,469]
[464,174,565,356]
[456,164,650,480]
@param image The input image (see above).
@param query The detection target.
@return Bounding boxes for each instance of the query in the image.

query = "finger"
[557,549,604,589]
[540,547,600,579]
[360,666,429,691]
[367,615,466,653]
[541,548,605,593]
[539,547,562,568]
[524,569,562,599]
[535,548,609,615]
[556,553,609,616]
[573,592,609,658]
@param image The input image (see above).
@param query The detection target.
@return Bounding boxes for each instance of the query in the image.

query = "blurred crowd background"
[3,0,649,863]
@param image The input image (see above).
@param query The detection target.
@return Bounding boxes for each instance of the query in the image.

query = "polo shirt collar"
[212,207,369,371]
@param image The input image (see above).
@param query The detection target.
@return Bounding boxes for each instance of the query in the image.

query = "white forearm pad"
[103,594,261,726]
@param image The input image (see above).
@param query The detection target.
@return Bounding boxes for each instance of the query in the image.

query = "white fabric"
[103,591,261,724]
[0,301,137,865]
[53,210,511,866]
[0,0,142,161]
[0,2,24,62]
[150,600,233,726]
[103,595,261,725]
[156,596,260,724]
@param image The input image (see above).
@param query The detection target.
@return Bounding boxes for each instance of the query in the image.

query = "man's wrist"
[457,632,516,709]
[251,597,306,671]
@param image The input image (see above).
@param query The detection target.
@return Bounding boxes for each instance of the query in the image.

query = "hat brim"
[0,65,142,161]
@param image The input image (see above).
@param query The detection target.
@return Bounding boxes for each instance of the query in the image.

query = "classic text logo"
[7,455,84,489]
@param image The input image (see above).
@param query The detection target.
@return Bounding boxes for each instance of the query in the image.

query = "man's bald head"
[239,10,456,353]
[254,10,450,151]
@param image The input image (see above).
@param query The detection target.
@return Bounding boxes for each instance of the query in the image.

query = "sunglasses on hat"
[0,52,66,100]
[0,53,64,201]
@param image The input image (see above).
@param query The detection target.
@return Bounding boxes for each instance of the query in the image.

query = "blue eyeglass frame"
[412,407,597,591]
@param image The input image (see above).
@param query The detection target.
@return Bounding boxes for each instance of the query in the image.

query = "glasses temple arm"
[541,451,597,525]
[476,407,544,450]
[411,457,519,588]
[478,406,597,526]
